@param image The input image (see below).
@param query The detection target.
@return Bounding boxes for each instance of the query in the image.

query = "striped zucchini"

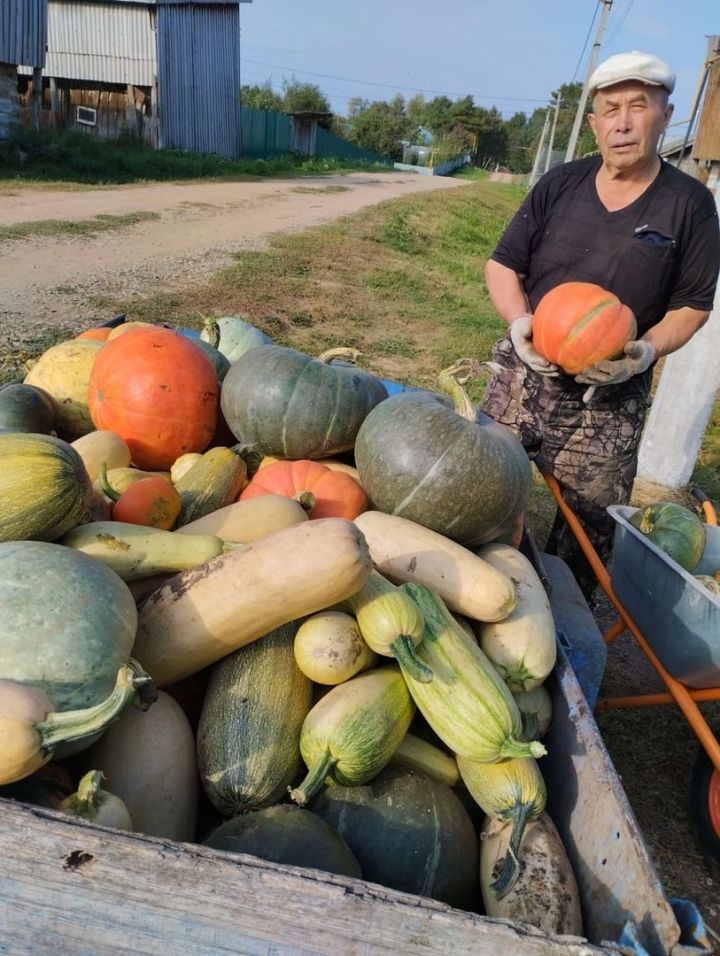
[457,754,546,897]
[289,667,414,805]
[398,583,546,762]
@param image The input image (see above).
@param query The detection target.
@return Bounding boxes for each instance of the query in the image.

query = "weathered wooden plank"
[0,801,614,956]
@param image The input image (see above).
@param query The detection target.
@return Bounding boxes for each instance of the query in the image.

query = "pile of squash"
[0,316,582,937]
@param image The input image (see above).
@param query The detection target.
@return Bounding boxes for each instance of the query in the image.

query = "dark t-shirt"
[491,157,719,336]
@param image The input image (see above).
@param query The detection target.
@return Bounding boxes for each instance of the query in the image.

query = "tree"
[346,96,410,160]
[240,81,283,112]
[281,78,333,128]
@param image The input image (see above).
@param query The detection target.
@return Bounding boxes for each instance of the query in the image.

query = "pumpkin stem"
[97,463,121,503]
[36,660,154,756]
[202,318,221,349]
[490,801,537,900]
[288,749,338,806]
[294,491,317,514]
[230,443,263,477]
[498,736,547,760]
[60,770,105,818]
[437,359,484,422]
[317,347,362,366]
[391,636,434,683]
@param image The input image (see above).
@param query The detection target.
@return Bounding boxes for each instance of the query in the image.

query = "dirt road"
[0,172,466,345]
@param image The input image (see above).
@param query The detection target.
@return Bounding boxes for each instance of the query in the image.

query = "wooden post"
[31,66,43,130]
[634,182,720,502]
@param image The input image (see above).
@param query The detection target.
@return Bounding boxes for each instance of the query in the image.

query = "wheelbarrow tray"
[608,505,720,688]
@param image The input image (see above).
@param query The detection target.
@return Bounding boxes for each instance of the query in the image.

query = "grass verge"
[0,211,159,240]
[0,129,391,188]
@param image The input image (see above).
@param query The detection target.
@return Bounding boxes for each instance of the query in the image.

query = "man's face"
[588,82,673,172]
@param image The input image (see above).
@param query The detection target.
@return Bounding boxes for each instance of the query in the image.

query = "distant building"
[17,0,251,157]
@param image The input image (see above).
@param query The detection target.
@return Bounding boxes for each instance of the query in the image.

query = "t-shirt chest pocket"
[533,216,625,285]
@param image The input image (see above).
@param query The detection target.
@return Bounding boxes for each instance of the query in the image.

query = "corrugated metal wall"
[1,0,47,67]
[240,107,290,157]
[18,1,155,85]
[156,3,240,157]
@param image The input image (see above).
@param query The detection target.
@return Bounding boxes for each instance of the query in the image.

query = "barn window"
[76,106,97,127]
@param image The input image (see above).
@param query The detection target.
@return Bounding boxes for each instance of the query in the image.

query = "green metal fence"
[240,108,391,165]
[240,108,290,158]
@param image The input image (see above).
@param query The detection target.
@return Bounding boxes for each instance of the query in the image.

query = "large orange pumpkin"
[88,327,218,470]
[532,282,637,375]
[239,459,368,520]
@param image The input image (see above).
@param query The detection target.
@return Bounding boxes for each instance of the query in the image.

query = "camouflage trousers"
[482,337,651,600]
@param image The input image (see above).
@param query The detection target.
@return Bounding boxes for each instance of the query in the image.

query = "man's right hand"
[509,314,560,376]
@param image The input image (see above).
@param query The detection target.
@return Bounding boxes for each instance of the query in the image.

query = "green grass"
[0,129,392,188]
[0,211,159,240]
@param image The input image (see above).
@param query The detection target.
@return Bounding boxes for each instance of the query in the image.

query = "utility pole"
[544,96,562,173]
[564,0,613,163]
[528,108,552,189]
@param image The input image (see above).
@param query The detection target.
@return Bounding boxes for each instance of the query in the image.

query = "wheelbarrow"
[540,467,720,860]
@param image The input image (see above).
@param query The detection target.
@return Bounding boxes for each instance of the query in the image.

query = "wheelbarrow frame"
[539,467,720,841]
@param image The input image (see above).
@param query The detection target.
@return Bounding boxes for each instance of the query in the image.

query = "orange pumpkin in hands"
[98,464,181,529]
[239,459,368,520]
[532,282,637,375]
[88,326,218,470]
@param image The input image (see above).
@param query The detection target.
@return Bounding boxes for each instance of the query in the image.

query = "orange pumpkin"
[239,459,368,520]
[88,326,218,470]
[98,464,181,529]
[76,328,112,343]
[532,282,637,375]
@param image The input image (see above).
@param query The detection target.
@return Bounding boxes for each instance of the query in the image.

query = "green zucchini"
[197,621,313,814]
[457,754,546,897]
[289,667,414,806]
[398,583,546,762]
[174,444,253,527]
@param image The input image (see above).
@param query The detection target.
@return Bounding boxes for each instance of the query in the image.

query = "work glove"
[509,314,560,377]
[575,340,657,403]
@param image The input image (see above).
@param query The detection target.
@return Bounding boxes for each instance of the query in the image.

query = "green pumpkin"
[0,383,56,434]
[203,805,362,878]
[354,361,532,547]
[220,345,388,459]
[0,432,92,542]
[630,501,706,572]
[191,338,231,382]
[200,315,272,363]
[311,764,479,909]
[0,540,137,712]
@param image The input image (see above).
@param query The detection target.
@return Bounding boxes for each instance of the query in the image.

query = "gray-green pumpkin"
[220,345,388,459]
[0,541,137,713]
[354,360,532,547]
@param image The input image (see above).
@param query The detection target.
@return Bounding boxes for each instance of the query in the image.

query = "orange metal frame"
[540,467,720,775]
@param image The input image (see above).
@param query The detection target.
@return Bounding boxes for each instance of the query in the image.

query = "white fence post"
[634,179,720,501]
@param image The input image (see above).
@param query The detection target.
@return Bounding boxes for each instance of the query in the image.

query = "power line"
[242,56,551,104]
[572,2,600,82]
[604,0,634,49]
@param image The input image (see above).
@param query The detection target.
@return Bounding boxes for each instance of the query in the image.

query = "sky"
[239,0,717,139]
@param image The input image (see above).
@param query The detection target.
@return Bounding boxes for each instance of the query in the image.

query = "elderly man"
[482,51,720,598]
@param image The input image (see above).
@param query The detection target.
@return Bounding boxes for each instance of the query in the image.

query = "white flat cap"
[589,51,676,97]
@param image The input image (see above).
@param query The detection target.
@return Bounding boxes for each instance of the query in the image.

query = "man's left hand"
[574,340,657,387]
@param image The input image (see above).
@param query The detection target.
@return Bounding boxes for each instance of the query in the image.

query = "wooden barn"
[17,0,251,157]
[0,0,47,137]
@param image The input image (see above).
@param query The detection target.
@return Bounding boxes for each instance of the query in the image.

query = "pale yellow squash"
[133,517,372,686]
[294,611,376,684]
[24,339,103,439]
[176,494,309,543]
[354,511,516,622]
[71,430,131,483]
